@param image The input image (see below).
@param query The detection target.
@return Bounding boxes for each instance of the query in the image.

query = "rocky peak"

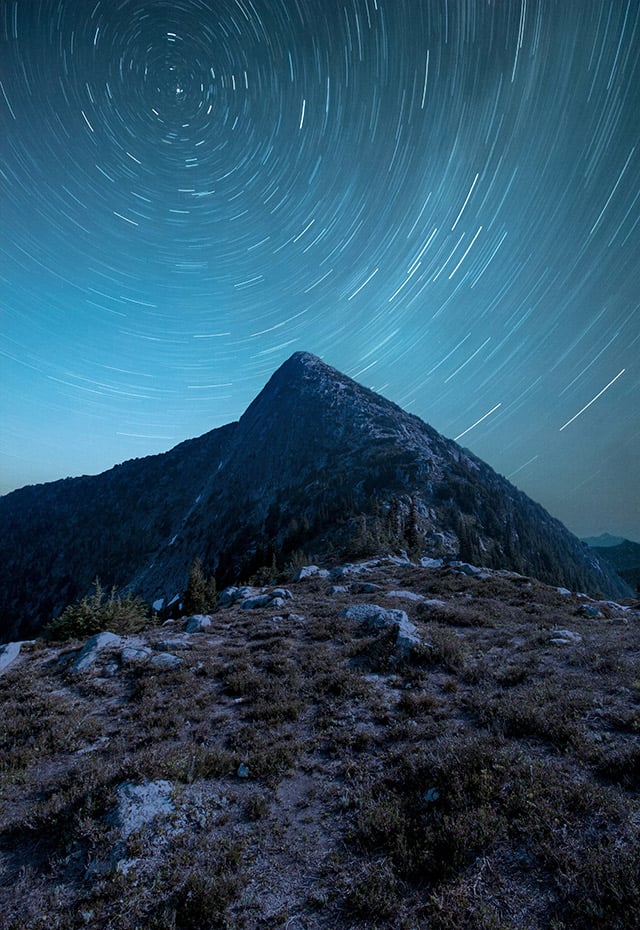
[0,352,632,642]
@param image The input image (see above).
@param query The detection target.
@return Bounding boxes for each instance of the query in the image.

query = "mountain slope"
[0,352,630,642]
[590,539,640,592]
[1,558,639,929]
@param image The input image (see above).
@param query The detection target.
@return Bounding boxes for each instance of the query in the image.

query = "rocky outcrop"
[0,641,21,676]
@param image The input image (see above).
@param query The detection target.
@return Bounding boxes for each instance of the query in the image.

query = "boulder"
[217,586,239,607]
[185,614,212,633]
[550,629,583,645]
[149,653,183,669]
[386,590,425,602]
[579,604,604,619]
[121,646,152,665]
[115,780,174,839]
[342,604,420,651]
[0,641,21,675]
[219,586,260,607]
[270,587,293,600]
[451,561,484,576]
[330,563,367,579]
[294,565,330,580]
[73,632,122,673]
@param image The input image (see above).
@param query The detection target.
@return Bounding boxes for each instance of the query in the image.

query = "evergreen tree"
[406,496,421,553]
[184,558,217,614]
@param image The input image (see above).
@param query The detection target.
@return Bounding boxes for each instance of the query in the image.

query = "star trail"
[1,0,639,539]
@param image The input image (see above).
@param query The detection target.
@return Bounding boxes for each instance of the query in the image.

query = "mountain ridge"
[0,351,631,642]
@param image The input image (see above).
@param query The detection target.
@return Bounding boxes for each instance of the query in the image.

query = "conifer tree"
[184,557,217,614]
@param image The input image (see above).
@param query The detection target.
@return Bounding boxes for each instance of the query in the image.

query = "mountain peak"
[272,350,337,383]
[286,350,324,366]
[0,354,632,642]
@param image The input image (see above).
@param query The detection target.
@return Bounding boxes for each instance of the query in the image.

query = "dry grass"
[0,559,638,928]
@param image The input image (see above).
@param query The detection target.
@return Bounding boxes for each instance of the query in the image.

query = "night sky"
[1,0,638,540]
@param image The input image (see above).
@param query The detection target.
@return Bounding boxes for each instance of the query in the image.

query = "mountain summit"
[0,352,630,641]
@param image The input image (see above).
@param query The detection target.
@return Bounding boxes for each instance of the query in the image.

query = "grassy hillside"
[1,558,638,929]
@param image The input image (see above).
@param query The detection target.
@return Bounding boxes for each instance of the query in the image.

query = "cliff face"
[0,351,630,641]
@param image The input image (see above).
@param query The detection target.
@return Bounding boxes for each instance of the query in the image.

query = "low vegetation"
[1,559,638,928]
[43,577,153,641]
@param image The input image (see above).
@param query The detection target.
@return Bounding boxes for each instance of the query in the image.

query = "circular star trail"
[1,0,639,539]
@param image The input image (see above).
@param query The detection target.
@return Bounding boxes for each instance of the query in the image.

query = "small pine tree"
[406,496,422,554]
[44,577,151,641]
[184,558,217,615]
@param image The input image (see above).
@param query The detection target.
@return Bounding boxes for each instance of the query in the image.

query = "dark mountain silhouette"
[0,351,630,642]
[588,539,640,592]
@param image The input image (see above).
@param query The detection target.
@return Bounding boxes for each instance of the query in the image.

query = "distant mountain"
[0,351,631,643]
[582,533,628,548]
[588,539,640,592]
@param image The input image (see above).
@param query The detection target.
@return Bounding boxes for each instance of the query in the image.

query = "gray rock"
[550,629,583,645]
[270,597,286,609]
[579,604,604,619]
[149,653,183,669]
[115,780,174,839]
[219,585,260,607]
[121,646,153,665]
[294,565,330,580]
[0,641,21,675]
[421,557,444,568]
[218,586,239,607]
[237,763,250,779]
[73,632,122,673]
[330,563,366,579]
[270,587,293,600]
[598,600,631,612]
[327,585,349,595]
[185,614,212,633]
[237,585,260,599]
[342,604,420,651]
[451,561,484,576]
[556,587,572,596]
[386,590,425,602]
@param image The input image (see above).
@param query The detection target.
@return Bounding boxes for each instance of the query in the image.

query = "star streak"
[0,0,638,540]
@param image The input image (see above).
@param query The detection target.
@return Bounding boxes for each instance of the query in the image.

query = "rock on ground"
[0,641,21,675]
[342,604,420,651]
[73,632,122,673]
[185,614,212,633]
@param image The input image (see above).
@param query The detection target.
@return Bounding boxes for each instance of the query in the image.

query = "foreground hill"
[1,557,638,929]
[0,351,630,643]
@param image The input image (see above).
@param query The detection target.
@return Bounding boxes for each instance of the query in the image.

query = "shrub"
[343,858,400,919]
[43,578,152,641]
